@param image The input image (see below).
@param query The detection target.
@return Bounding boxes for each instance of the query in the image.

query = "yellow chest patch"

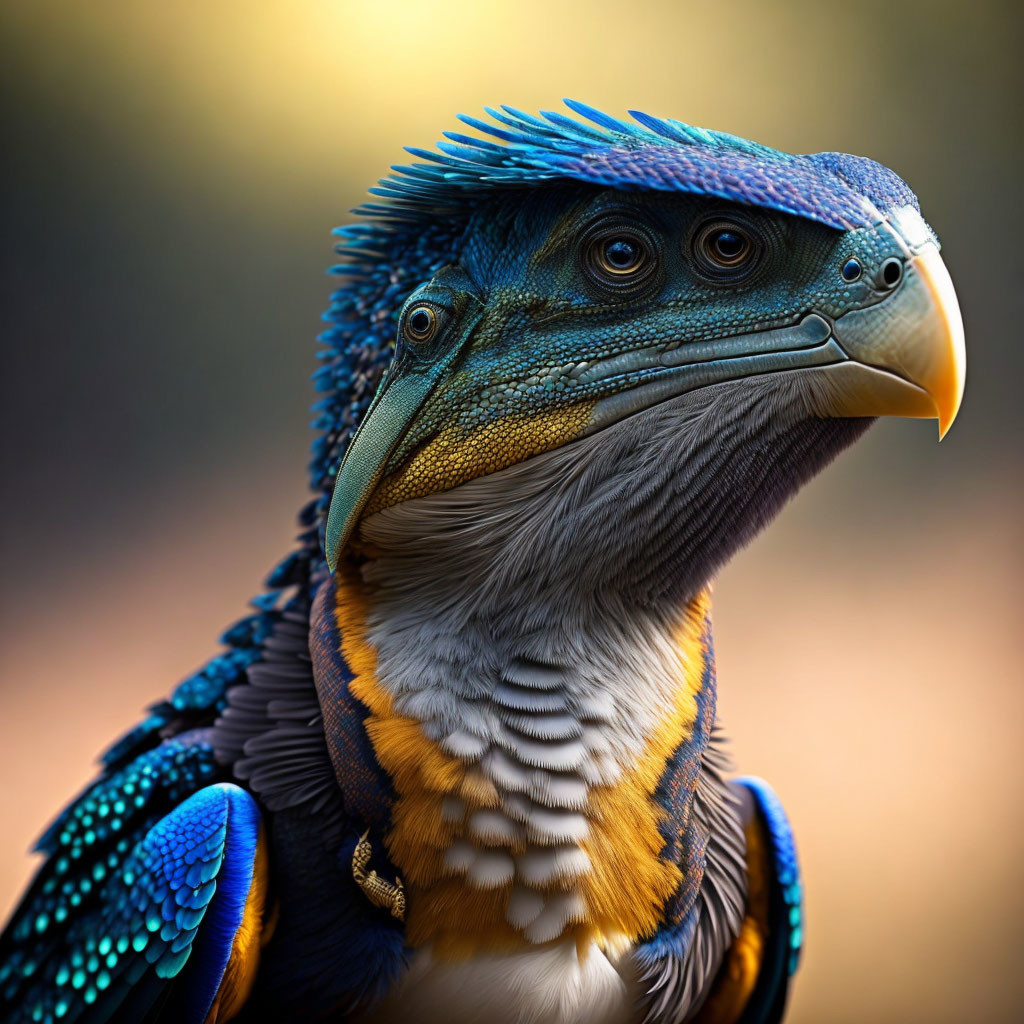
[334,562,711,961]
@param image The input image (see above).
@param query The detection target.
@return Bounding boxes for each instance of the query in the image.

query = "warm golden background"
[1,1,1021,1021]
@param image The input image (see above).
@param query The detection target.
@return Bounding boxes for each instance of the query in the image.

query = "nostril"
[879,257,903,289]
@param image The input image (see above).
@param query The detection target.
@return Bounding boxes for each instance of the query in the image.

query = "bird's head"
[321,103,964,597]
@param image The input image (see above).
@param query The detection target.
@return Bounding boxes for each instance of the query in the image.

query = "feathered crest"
[355,99,915,231]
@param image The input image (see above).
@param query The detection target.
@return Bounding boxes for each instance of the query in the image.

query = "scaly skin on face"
[326,185,964,567]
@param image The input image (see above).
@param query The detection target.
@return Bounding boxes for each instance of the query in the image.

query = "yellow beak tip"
[936,395,963,440]
[917,247,966,442]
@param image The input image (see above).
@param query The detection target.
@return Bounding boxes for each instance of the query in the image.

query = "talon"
[351,830,406,922]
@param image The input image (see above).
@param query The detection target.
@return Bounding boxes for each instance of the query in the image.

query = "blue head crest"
[311,101,919,547]
[368,99,917,230]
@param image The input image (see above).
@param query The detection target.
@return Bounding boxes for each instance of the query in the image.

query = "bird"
[0,100,965,1024]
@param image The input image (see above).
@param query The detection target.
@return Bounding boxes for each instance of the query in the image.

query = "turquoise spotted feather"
[2,782,261,1024]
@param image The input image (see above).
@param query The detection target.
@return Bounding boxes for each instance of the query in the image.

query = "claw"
[351,830,406,921]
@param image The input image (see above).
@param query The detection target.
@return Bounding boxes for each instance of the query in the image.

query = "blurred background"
[1,1,1021,1020]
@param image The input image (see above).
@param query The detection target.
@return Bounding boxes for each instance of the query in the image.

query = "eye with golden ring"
[581,217,660,296]
[704,227,751,267]
[599,237,645,275]
[402,303,441,346]
[688,217,766,283]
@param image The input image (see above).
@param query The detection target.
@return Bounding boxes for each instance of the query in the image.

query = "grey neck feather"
[359,374,867,610]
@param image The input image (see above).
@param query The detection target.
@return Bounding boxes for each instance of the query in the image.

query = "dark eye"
[402,303,439,345]
[601,238,643,274]
[688,217,765,283]
[581,218,659,295]
[707,229,749,266]
[841,258,863,282]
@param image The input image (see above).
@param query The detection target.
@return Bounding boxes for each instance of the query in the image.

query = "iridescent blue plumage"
[367,98,916,231]
[734,776,804,1024]
[0,741,240,1021]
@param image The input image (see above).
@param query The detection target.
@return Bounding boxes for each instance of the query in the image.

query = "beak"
[324,368,437,572]
[826,244,966,438]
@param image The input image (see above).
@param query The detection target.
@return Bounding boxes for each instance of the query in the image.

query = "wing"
[731,775,802,1024]
[0,508,323,1022]
[692,775,803,1024]
[0,778,268,1024]
[3,575,407,1022]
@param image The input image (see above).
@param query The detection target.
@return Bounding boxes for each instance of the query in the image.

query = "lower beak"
[825,244,966,438]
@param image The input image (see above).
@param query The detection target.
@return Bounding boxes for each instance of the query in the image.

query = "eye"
[688,216,766,283]
[402,303,440,345]
[841,258,863,282]
[581,217,660,296]
[706,229,750,267]
[600,238,644,274]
